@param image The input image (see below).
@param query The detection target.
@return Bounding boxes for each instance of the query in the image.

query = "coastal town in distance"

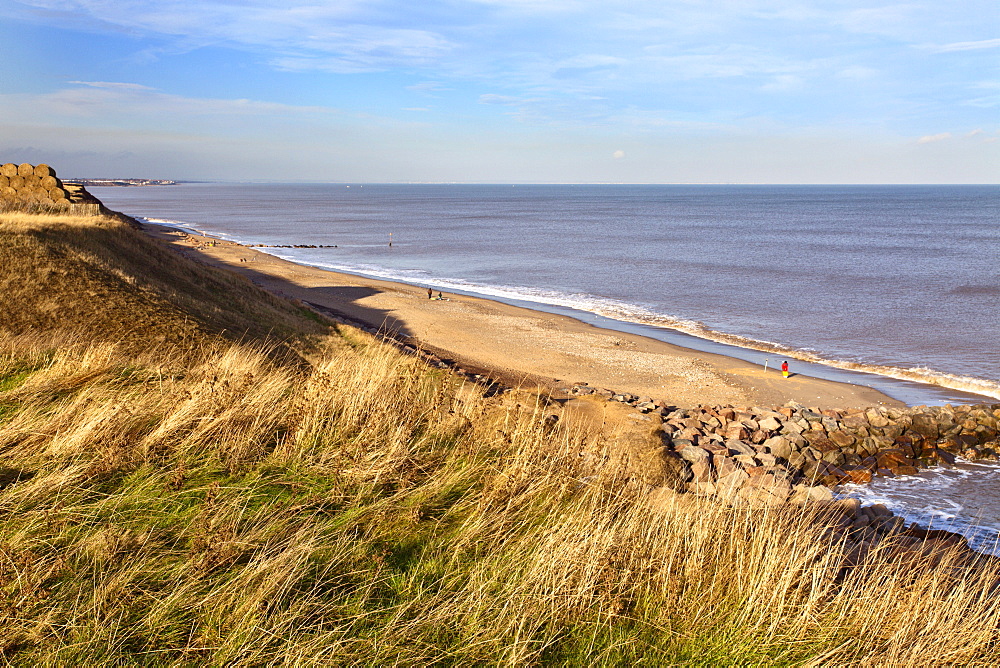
[69,178,179,187]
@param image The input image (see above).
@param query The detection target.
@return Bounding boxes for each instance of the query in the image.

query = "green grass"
[0,369,34,393]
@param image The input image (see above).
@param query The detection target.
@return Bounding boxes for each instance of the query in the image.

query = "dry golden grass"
[1,336,997,665]
[0,211,326,359]
[0,211,997,665]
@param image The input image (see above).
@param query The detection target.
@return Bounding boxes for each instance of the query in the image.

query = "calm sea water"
[91,183,1000,551]
[94,183,1000,402]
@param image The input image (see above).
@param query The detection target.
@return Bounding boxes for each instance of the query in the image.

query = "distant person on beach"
[428,287,433,299]
[781,361,790,378]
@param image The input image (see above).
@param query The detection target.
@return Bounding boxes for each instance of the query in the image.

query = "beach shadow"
[142,222,415,340]
[227,264,413,339]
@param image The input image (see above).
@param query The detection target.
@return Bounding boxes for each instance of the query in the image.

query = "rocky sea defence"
[566,382,1000,557]
[289,298,1000,560]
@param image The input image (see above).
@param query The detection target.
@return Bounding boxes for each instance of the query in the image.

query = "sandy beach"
[143,222,901,410]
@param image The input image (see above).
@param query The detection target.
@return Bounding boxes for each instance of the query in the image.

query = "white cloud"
[67,81,156,90]
[926,38,1000,53]
[550,53,626,79]
[478,94,525,105]
[838,5,918,38]
[12,1,456,72]
[406,81,451,95]
[0,82,343,129]
[4,0,999,183]
[640,44,809,82]
[963,93,1000,108]
[835,66,878,81]
[961,129,1000,143]
[761,74,802,91]
[917,132,952,144]
[612,149,625,159]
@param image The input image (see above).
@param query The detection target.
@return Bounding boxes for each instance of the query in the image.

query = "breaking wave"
[139,216,1000,402]
[839,460,1000,556]
[284,254,1000,401]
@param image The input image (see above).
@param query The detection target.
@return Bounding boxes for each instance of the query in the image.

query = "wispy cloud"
[406,82,451,95]
[67,81,156,91]
[962,85,1000,107]
[4,1,998,182]
[760,74,803,92]
[917,132,952,144]
[925,38,1000,53]
[838,5,922,39]
[11,0,456,72]
[835,66,878,81]
[478,94,528,105]
[0,81,341,128]
[639,44,810,82]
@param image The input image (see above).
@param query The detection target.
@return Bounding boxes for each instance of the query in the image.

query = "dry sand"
[144,223,902,410]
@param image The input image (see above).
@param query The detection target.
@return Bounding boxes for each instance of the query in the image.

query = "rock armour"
[567,382,1000,555]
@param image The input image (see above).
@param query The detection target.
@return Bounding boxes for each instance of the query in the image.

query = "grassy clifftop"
[0,211,998,665]
[0,211,325,355]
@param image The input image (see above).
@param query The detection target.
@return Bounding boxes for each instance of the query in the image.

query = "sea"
[90,182,1000,552]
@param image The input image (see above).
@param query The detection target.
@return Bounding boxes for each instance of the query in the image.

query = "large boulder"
[678,445,711,464]
[841,412,870,428]
[725,440,756,456]
[782,420,805,435]
[715,469,750,503]
[756,452,779,467]
[714,456,741,478]
[758,416,782,432]
[789,484,833,504]
[821,449,846,467]
[842,468,873,484]
[829,430,856,449]
[866,409,890,428]
[761,435,793,460]
[875,448,913,468]
[801,409,823,422]
[725,424,750,441]
[689,459,713,482]
[736,474,792,507]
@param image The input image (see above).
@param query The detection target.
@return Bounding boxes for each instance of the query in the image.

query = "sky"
[0,0,997,183]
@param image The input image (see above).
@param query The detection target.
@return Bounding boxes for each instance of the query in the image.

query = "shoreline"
[140,220,905,410]
[136,217,1000,556]
[94,183,1000,406]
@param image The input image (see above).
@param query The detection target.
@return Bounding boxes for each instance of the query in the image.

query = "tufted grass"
[0,210,998,665]
[0,333,997,665]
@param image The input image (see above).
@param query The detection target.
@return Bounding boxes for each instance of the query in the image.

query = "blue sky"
[1,0,997,182]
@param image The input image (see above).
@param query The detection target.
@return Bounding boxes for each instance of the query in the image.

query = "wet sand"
[143,223,902,410]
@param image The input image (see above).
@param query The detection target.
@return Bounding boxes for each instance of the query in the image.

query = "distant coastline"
[69,178,180,187]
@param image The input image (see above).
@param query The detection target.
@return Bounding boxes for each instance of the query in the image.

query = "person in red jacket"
[781,361,790,379]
